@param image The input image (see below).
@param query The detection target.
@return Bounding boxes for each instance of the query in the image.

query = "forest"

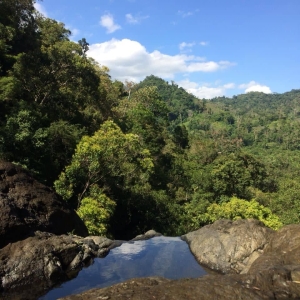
[1,0,299,239]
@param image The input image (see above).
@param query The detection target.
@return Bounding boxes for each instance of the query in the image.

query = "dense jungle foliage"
[1,0,298,238]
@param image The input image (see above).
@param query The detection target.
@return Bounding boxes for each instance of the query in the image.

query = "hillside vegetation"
[1,0,298,238]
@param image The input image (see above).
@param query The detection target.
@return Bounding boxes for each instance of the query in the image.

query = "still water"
[40,236,206,299]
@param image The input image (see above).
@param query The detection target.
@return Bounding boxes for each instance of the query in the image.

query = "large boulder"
[249,224,300,275]
[0,232,115,300]
[0,161,88,248]
[181,219,274,274]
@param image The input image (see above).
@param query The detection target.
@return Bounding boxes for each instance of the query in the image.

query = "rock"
[58,273,281,300]
[249,224,300,275]
[61,265,300,300]
[0,161,88,248]
[60,265,300,299]
[181,219,274,274]
[131,229,162,241]
[0,232,115,300]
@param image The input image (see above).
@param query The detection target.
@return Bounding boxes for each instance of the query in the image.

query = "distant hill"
[187,89,300,150]
[135,75,202,122]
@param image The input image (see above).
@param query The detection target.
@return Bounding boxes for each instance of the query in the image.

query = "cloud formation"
[239,81,272,94]
[179,42,196,51]
[88,38,234,82]
[100,14,121,33]
[199,41,208,46]
[126,13,149,24]
[178,79,236,99]
[178,9,199,18]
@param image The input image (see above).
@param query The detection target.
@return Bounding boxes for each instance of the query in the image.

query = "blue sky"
[35,0,299,99]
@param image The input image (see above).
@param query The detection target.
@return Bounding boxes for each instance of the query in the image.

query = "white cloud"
[186,61,233,72]
[126,13,149,24]
[34,3,48,17]
[200,41,208,46]
[245,85,272,93]
[100,14,121,33]
[126,13,138,24]
[223,83,236,89]
[177,79,236,99]
[113,241,146,258]
[179,42,196,51]
[88,39,235,82]
[239,81,272,94]
[238,81,255,89]
[178,9,199,18]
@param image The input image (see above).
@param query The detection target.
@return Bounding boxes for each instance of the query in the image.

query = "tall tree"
[54,121,154,235]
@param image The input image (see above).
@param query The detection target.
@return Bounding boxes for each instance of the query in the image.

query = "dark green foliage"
[0,0,38,75]
[0,4,104,182]
[135,75,201,122]
[173,125,189,149]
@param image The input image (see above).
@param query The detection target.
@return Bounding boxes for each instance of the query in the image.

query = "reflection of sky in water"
[112,241,146,257]
[40,236,206,300]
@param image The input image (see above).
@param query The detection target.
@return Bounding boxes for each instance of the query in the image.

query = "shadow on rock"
[0,161,88,249]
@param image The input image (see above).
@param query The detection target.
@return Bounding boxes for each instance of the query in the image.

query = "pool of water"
[40,236,206,299]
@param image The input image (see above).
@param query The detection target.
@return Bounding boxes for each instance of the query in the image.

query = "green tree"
[76,186,116,235]
[210,152,277,201]
[0,0,38,75]
[0,12,105,182]
[55,121,154,234]
[206,196,282,230]
[114,86,169,154]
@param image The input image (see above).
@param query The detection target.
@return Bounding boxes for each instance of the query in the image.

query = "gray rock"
[249,224,300,275]
[61,265,300,300]
[131,229,162,241]
[57,273,276,300]
[182,219,274,274]
[0,232,115,299]
[0,161,88,248]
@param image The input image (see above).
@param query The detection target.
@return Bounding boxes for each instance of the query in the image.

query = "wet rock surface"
[182,219,274,274]
[0,161,88,248]
[0,232,116,300]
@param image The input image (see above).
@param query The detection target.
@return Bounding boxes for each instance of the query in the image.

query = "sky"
[34,0,300,99]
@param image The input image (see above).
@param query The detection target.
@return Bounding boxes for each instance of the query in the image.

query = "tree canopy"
[2,0,300,238]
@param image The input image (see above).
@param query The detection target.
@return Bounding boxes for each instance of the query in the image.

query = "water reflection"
[40,236,206,299]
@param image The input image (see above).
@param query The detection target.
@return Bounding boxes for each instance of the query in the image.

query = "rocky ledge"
[61,220,300,300]
[0,232,118,300]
